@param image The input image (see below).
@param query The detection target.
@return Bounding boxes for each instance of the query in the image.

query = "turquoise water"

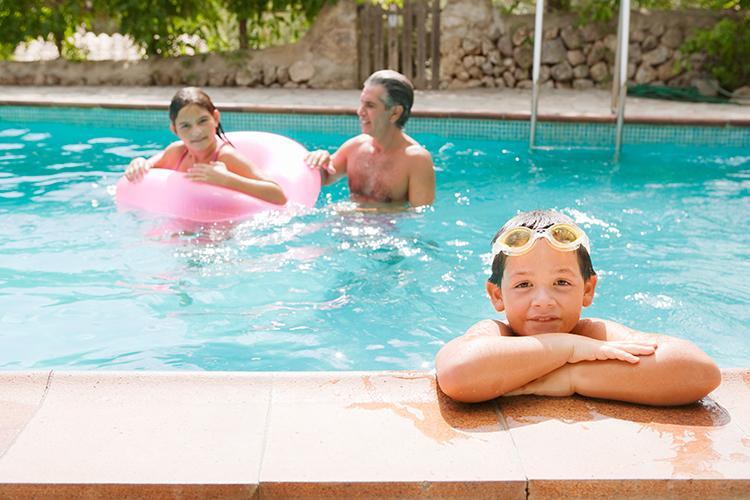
[1,119,748,370]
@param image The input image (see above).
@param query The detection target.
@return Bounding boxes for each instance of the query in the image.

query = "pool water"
[1,120,748,370]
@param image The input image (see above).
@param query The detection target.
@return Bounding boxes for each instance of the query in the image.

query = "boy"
[435,209,720,405]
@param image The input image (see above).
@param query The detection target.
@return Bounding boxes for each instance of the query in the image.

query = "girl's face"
[170,104,220,151]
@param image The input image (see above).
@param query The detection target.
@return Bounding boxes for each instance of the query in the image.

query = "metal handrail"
[613,0,631,161]
[529,0,631,161]
[529,0,545,149]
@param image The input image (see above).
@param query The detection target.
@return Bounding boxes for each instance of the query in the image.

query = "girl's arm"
[124,142,183,181]
[186,147,287,205]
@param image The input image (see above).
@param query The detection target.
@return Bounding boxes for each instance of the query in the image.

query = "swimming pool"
[1,109,748,370]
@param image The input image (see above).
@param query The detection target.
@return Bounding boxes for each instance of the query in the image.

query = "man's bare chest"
[347,149,408,201]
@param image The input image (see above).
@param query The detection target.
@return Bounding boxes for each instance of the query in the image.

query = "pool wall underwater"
[1,103,750,148]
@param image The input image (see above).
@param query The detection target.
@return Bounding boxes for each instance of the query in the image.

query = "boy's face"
[487,239,597,336]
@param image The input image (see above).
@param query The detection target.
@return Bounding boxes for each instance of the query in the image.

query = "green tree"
[681,13,750,90]
[492,0,747,21]
[224,0,330,50]
[91,0,211,57]
[0,0,92,59]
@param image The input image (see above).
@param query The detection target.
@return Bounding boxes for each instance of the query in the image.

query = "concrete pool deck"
[1,85,749,125]
[1,370,749,498]
[1,87,750,498]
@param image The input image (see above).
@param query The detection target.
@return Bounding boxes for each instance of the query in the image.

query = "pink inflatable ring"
[115,131,321,223]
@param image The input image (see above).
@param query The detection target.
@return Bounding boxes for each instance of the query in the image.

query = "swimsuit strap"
[176,138,227,171]
[211,140,228,162]
[175,147,190,171]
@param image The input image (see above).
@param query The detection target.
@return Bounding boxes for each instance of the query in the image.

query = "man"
[305,70,436,207]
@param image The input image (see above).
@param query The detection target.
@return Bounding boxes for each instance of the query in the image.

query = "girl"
[125,87,287,205]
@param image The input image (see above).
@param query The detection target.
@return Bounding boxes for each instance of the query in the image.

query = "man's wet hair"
[364,70,414,129]
[488,209,596,285]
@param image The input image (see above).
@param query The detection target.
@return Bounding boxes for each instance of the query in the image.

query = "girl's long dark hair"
[169,87,232,145]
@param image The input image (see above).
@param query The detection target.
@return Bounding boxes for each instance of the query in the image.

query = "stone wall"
[440,0,727,90]
[0,0,737,91]
[0,0,358,89]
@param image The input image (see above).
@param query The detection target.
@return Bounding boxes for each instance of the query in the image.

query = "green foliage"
[224,0,330,50]
[90,0,210,57]
[681,14,750,90]
[0,0,333,60]
[492,0,748,21]
[0,0,92,58]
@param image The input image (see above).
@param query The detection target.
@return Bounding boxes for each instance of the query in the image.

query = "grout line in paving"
[0,370,55,462]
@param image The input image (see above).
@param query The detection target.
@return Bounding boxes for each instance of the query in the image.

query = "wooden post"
[430,0,441,89]
[373,4,384,71]
[415,1,427,88]
[387,4,399,70]
[359,4,372,82]
[402,0,413,80]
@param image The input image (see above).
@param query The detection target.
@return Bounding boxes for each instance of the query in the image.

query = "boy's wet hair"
[169,87,230,143]
[488,209,596,285]
[364,70,414,129]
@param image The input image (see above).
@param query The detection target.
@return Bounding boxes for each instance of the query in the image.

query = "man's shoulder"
[401,136,433,168]
[347,134,372,145]
[404,142,431,157]
[338,134,372,153]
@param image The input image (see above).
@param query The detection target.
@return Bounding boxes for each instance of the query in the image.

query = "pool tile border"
[1,103,749,148]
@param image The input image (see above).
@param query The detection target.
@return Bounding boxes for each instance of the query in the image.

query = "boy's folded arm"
[568,333,721,406]
[436,319,665,404]
[435,320,577,403]
[506,321,721,405]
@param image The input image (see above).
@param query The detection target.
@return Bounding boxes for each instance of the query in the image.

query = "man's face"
[357,84,395,136]
[170,104,219,151]
[488,239,597,336]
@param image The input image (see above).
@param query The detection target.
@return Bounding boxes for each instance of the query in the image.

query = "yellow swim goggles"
[492,223,590,257]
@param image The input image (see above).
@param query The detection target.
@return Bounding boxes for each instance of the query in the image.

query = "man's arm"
[507,320,721,406]
[407,148,435,207]
[305,136,360,186]
[435,320,656,403]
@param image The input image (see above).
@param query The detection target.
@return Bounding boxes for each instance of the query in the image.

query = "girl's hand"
[569,336,657,364]
[185,161,230,186]
[125,157,151,182]
[304,150,336,174]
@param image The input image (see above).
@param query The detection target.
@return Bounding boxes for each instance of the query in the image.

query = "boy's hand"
[504,365,574,397]
[125,157,150,182]
[569,336,657,364]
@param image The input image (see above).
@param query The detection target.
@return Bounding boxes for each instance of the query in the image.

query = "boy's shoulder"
[465,317,650,341]
[572,317,650,341]
[466,319,514,337]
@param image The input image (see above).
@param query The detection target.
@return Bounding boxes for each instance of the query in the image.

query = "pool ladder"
[529,0,631,161]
